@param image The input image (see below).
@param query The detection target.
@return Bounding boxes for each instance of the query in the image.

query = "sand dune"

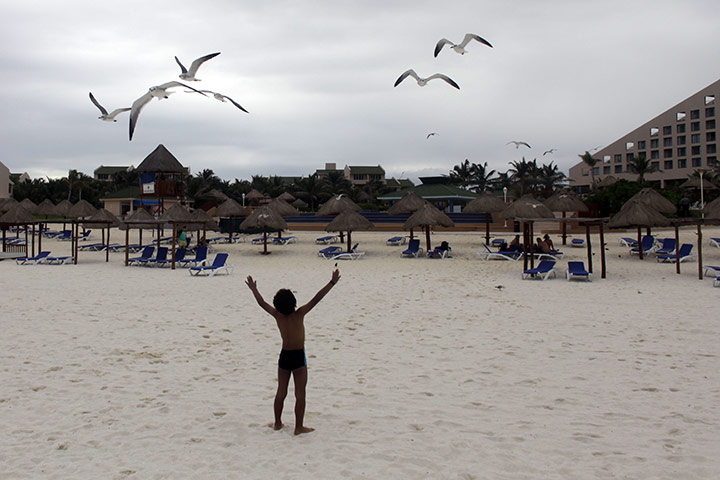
[2,228,719,479]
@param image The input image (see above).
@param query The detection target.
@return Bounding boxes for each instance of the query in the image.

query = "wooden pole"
[171,223,177,270]
[125,227,130,266]
[586,224,593,273]
[599,222,606,279]
[697,223,703,280]
[675,225,680,275]
[561,211,567,245]
[637,226,643,260]
[425,226,431,252]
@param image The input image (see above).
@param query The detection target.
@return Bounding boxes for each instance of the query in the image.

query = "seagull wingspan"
[462,33,493,48]
[434,38,453,57]
[427,73,460,89]
[394,69,419,87]
[157,81,207,96]
[187,52,220,76]
[89,92,108,115]
[174,56,188,75]
[223,95,249,113]
[129,92,153,141]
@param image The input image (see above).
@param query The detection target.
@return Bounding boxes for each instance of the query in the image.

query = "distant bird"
[394,69,460,89]
[174,52,221,81]
[495,285,504,290]
[189,90,249,113]
[589,145,602,152]
[427,132,438,139]
[434,33,493,57]
[88,92,130,122]
[507,141,531,149]
[129,81,207,141]
[543,148,557,156]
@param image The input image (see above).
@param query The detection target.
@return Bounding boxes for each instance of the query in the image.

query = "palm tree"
[293,174,325,210]
[322,171,353,195]
[537,161,567,193]
[450,159,475,188]
[627,155,660,183]
[578,151,599,190]
[470,162,496,192]
[508,158,536,196]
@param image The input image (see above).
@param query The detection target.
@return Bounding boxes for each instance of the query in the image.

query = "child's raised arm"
[245,275,276,315]
[297,269,340,315]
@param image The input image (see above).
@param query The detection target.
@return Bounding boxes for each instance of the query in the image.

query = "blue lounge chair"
[570,238,585,247]
[476,243,521,261]
[566,261,592,281]
[189,253,234,276]
[16,251,51,265]
[703,265,720,277]
[653,238,676,256]
[715,275,720,287]
[630,236,656,255]
[318,246,343,258]
[155,248,186,267]
[140,247,168,267]
[386,236,406,246]
[619,237,637,247]
[522,260,557,280]
[315,235,338,244]
[330,244,364,260]
[177,246,207,268]
[128,246,155,265]
[45,255,74,265]
[427,248,451,259]
[401,239,423,258]
[490,238,506,247]
[656,243,695,263]
[709,238,720,248]
[273,236,298,245]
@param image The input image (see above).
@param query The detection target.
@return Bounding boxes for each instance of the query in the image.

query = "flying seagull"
[434,33,493,57]
[88,92,131,122]
[129,81,207,141]
[394,69,460,89]
[174,52,221,81]
[189,90,249,113]
[507,141,531,149]
[427,132,438,139]
[543,148,557,156]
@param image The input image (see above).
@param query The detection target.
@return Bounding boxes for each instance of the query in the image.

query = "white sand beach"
[2,228,719,479]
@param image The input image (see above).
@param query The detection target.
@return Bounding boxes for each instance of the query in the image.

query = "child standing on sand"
[245,269,341,435]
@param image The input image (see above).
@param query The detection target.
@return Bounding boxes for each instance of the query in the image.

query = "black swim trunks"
[278,349,307,371]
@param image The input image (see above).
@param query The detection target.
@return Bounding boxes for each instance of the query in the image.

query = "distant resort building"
[94,165,134,181]
[316,163,387,186]
[0,161,10,199]
[569,78,719,191]
[377,176,477,212]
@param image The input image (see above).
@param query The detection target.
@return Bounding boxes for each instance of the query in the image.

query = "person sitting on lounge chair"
[535,237,551,254]
[434,241,450,252]
[508,235,522,252]
[543,234,555,251]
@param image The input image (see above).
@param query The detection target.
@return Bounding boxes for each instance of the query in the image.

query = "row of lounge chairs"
[15,251,73,265]
[318,243,365,260]
[521,260,592,281]
[476,243,564,262]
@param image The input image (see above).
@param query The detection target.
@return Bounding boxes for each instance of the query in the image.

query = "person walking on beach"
[245,269,341,435]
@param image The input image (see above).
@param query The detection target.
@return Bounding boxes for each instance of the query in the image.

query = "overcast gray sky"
[2,0,719,184]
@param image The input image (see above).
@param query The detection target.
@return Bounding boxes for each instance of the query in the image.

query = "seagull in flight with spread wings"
[427,132,438,139]
[507,141,532,149]
[174,52,221,81]
[543,148,557,156]
[394,69,460,89]
[129,81,207,141]
[434,33,493,57]
[188,90,249,113]
[88,92,131,122]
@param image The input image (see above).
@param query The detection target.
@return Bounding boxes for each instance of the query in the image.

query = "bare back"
[273,310,306,350]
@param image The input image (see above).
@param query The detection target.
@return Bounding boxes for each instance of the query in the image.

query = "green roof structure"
[377,176,477,202]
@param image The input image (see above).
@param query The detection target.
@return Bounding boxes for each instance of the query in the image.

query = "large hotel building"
[569,78,719,191]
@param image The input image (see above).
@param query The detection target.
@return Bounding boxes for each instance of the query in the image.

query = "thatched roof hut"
[54,200,73,218]
[35,199,58,217]
[325,211,374,251]
[403,203,454,251]
[135,144,186,173]
[543,191,588,213]
[19,198,38,214]
[316,194,362,216]
[267,197,299,216]
[0,204,36,224]
[240,205,289,254]
[463,192,507,245]
[498,195,555,219]
[278,192,296,202]
[388,191,427,215]
[215,198,250,218]
[67,199,98,218]
[83,208,121,228]
[628,188,676,214]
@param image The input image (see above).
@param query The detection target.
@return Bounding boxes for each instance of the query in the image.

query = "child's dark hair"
[273,289,297,314]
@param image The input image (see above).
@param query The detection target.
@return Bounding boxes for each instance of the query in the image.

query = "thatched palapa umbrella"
[292,198,309,210]
[499,195,555,269]
[388,191,426,240]
[35,199,58,218]
[628,188,676,214]
[245,189,265,206]
[240,205,288,254]
[543,190,588,245]
[316,194,362,243]
[463,192,506,245]
[83,208,120,262]
[403,202,454,252]
[680,176,717,190]
[161,204,204,268]
[267,197,299,240]
[608,199,670,259]
[278,191,296,202]
[597,176,619,188]
[215,198,250,243]
[325,211,374,252]
[19,198,38,214]
[120,208,163,265]
[704,196,720,218]
[0,205,36,256]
